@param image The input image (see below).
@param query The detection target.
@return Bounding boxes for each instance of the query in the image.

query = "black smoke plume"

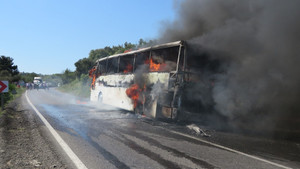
[159,0,300,137]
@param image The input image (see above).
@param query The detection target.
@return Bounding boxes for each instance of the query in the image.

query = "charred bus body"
[90,40,225,121]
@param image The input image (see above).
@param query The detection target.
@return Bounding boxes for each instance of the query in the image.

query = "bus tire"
[98,92,103,103]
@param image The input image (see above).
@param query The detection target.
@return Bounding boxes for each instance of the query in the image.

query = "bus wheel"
[98,92,103,103]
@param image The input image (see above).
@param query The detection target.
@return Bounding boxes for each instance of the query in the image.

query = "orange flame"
[89,66,97,89]
[126,84,142,108]
[124,49,132,53]
[145,58,166,72]
[88,66,96,78]
[123,64,133,73]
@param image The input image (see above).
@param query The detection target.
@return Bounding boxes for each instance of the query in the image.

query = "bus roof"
[95,40,183,63]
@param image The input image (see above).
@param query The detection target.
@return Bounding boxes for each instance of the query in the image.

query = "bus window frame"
[134,51,150,72]
[119,54,135,74]
[106,56,120,74]
[97,59,107,75]
[94,41,184,75]
[149,46,180,73]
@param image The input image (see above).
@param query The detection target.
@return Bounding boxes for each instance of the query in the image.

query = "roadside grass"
[14,86,26,98]
[0,86,26,117]
[58,79,91,98]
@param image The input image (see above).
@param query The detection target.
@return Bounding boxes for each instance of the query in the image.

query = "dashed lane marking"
[25,91,88,169]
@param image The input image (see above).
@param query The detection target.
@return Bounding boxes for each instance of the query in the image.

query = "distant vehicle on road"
[33,77,42,89]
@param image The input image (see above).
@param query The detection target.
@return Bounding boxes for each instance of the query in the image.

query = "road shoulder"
[0,94,70,168]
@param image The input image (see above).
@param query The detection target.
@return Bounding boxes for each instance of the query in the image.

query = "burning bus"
[90,40,221,120]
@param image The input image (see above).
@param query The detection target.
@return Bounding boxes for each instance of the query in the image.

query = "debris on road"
[187,124,210,137]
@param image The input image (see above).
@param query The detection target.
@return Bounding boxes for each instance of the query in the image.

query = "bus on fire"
[89,40,217,120]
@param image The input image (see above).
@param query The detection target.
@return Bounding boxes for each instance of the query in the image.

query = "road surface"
[25,89,300,169]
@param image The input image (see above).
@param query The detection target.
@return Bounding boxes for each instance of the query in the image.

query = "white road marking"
[25,91,88,169]
[165,129,292,169]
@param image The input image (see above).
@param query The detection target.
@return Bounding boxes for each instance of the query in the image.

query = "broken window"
[150,46,179,72]
[97,60,107,74]
[106,57,119,74]
[119,54,134,74]
[134,51,150,72]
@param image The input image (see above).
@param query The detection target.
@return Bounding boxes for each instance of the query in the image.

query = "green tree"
[61,69,76,84]
[138,38,147,46]
[123,42,136,52]
[89,48,110,61]
[0,56,19,75]
[0,55,20,82]
[111,45,124,54]
[75,58,94,78]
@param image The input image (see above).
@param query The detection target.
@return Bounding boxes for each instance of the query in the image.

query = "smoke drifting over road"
[159,0,300,132]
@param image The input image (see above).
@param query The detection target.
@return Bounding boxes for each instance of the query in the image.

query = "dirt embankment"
[0,95,68,168]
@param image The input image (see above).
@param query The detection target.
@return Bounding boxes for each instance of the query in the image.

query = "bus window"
[107,57,119,74]
[135,51,150,71]
[150,46,179,72]
[97,60,107,74]
[119,54,134,73]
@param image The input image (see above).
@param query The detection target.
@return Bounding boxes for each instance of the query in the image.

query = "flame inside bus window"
[119,54,134,73]
[134,46,180,72]
[149,47,179,72]
[145,57,166,72]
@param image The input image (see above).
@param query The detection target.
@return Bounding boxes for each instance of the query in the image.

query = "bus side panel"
[91,74,135,111]
[101,86,134,111]
[90,86,99,102]
[90,73,170,118]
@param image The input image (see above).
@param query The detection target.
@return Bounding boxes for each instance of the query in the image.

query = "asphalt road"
[25,89,300,169]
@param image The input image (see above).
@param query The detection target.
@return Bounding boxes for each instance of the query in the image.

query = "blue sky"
[0,0,176,74]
